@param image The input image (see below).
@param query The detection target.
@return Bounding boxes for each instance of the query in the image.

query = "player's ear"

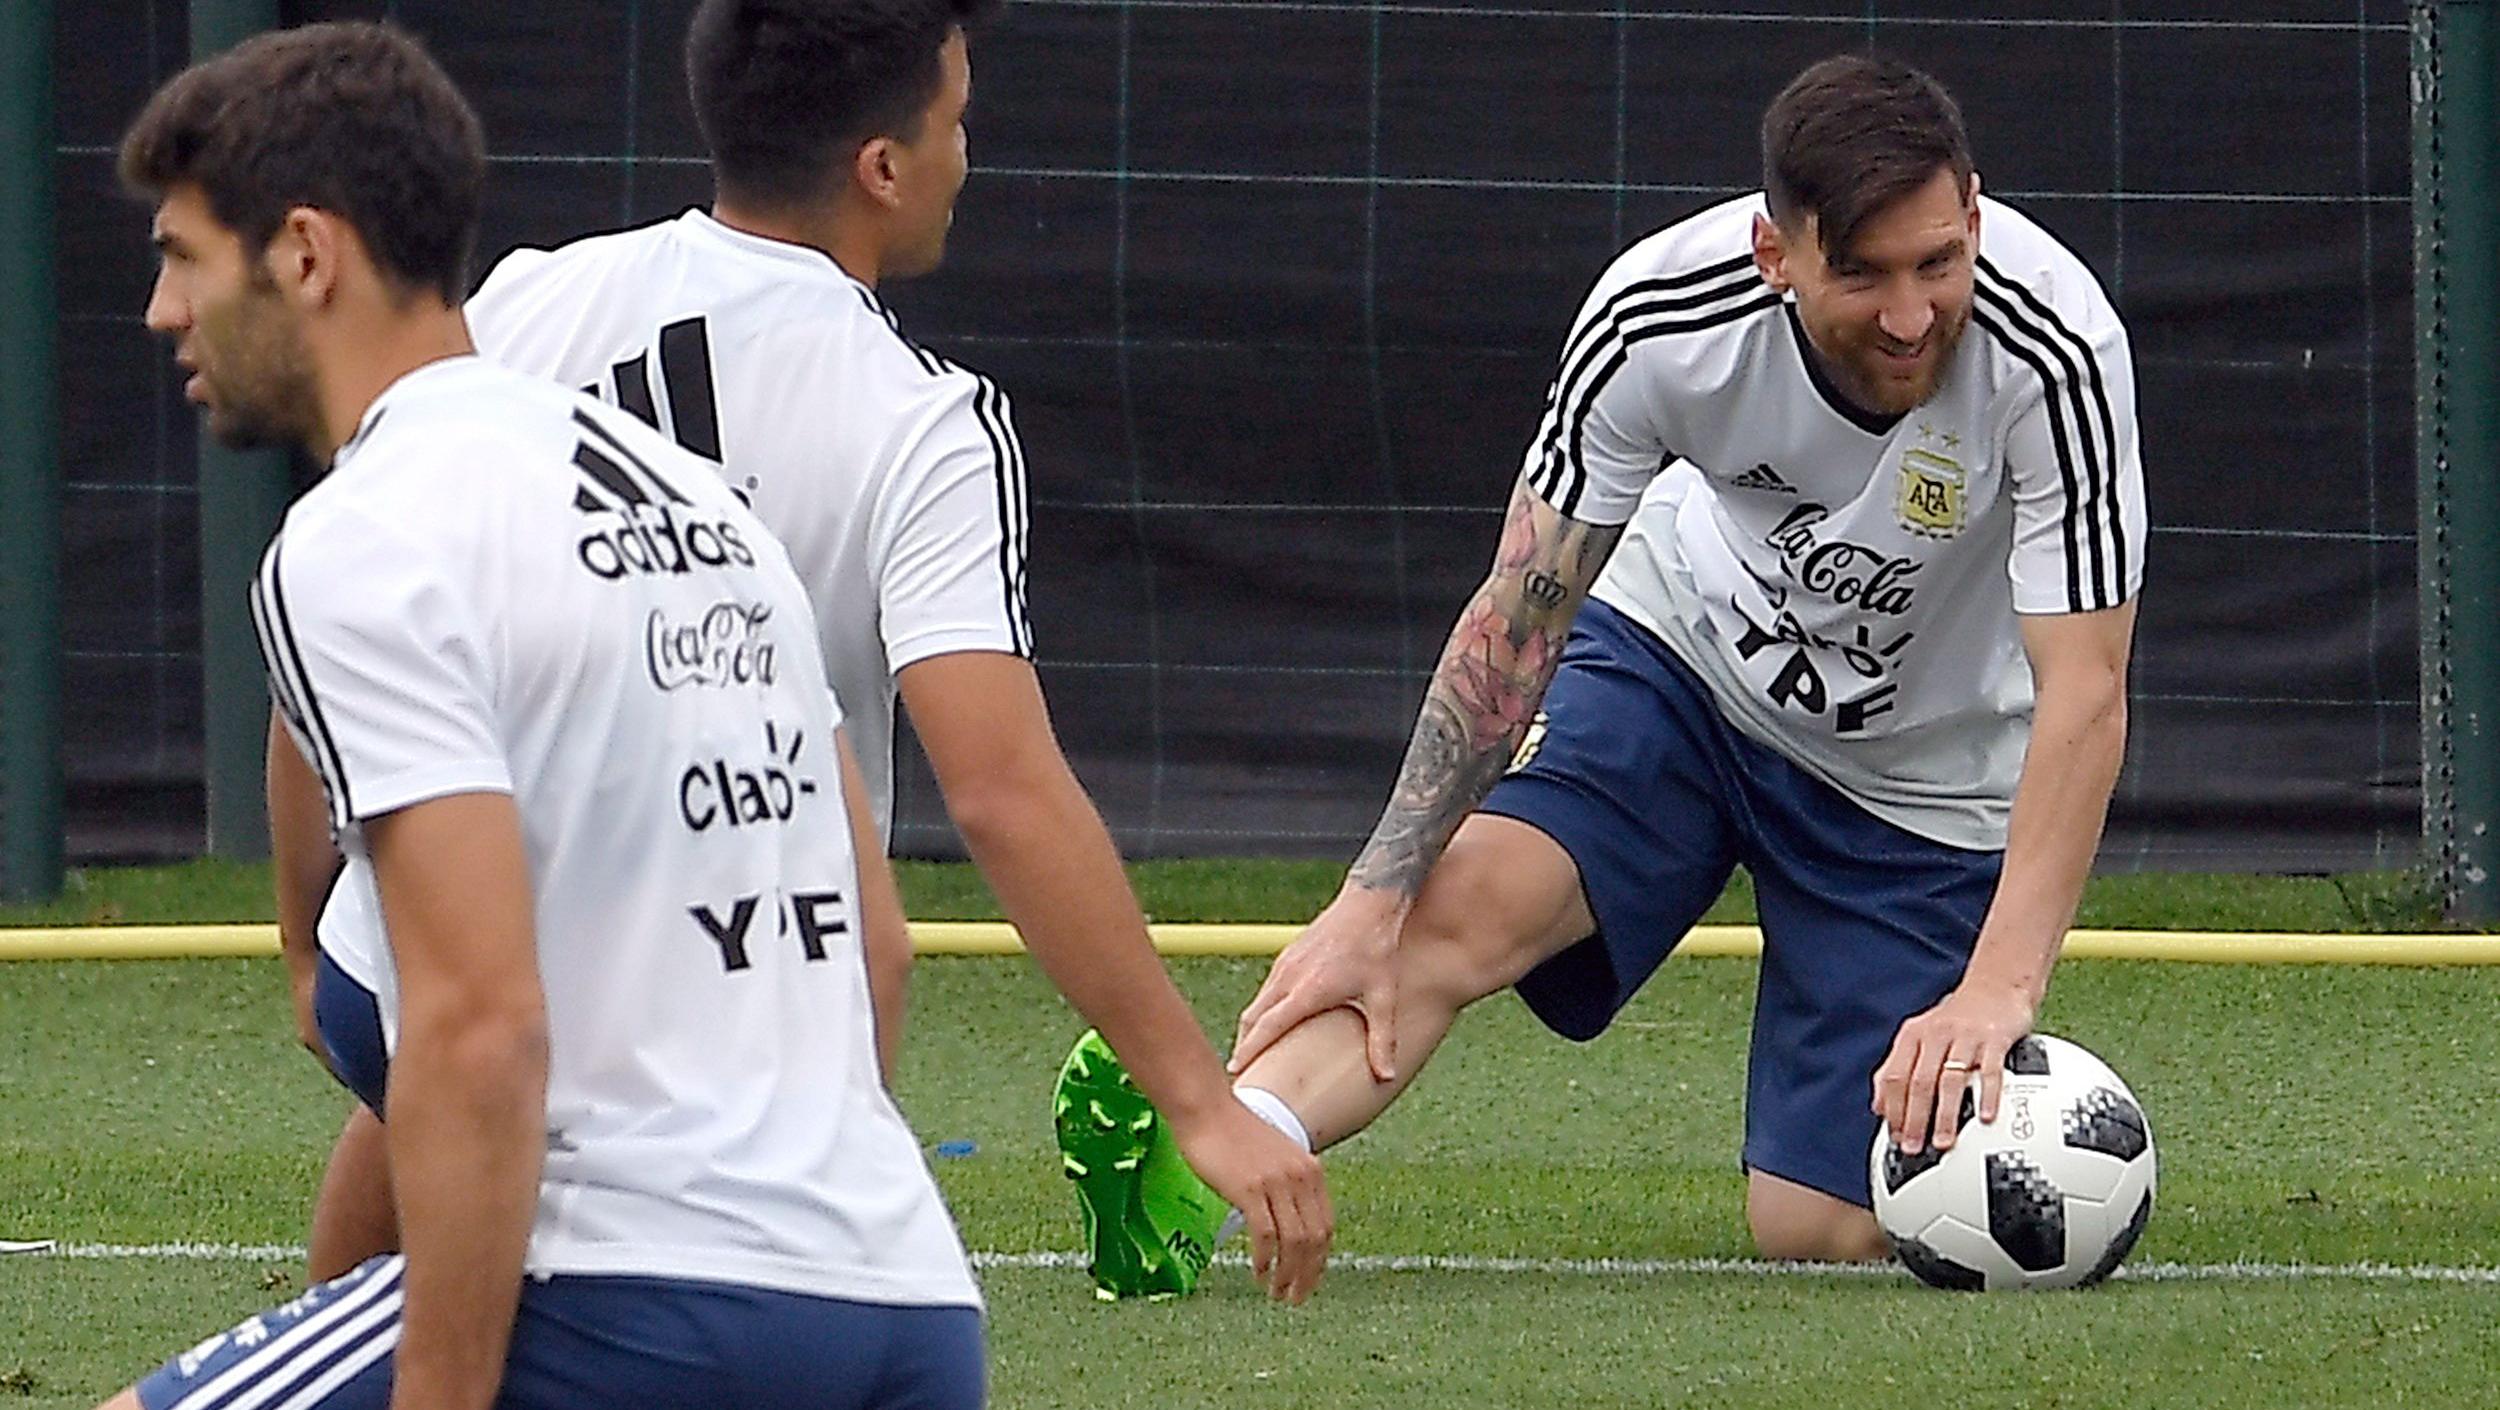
[852,137,905,213]
[1965,172,1983,237]
[266,206,342,309]
[1752,212,1791,294]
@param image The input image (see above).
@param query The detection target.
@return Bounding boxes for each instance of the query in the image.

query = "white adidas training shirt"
[261,357,979,1309]
[1529,194,2145,850]
[465,209,1032,840]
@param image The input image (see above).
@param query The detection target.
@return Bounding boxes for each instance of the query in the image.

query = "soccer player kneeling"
[1070,54,2145,1281]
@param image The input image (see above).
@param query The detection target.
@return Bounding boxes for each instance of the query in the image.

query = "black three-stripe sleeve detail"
[1552,344,1627,517]
[1973,262,2127,612]
[1529,254,1761,502]
[256,538,358,830]
[996,388,1033,649]
[1979,260,2129,598]
[1973,303,2088,612]
[1975,284,2103,603]
[1543,289,1782,518]
[849,286,1033,653]
[246,559,311,748]
[857,287,945,379]
[973,381,1014,652]
[968,379,1033,657]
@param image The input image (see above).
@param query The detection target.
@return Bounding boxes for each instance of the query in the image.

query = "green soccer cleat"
[1053,1028,1228,1301]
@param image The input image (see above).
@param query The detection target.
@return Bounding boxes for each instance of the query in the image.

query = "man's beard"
[205,394,305,451]
[1853,309,1968,414]
[198,294,319,452]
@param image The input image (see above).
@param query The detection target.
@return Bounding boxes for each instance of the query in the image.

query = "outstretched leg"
[1052,813,1593,1301]
[1231,814,1595,1150]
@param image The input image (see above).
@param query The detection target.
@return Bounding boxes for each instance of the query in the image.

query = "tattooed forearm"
[1345,484,1624,898]
[1346,695,1480,894]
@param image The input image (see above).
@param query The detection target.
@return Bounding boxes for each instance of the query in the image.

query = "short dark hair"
[1761,54,1973,262]
[686,0,1002,210]
[118,22,485,306]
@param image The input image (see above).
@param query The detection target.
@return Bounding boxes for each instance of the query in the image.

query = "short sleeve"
[2001,313,2147,616]
[869,375,1032,669]
[251,512,511,837]
[1517,274,1678,527]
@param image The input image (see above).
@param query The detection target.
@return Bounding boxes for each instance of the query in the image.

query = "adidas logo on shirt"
[566,409,758,581]
[1729,462,1797,494]
[575,502,757,582]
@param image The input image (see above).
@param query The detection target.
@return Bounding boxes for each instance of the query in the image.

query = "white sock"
[1234,1084,1312,1152]
[1216,1085,1313,1245]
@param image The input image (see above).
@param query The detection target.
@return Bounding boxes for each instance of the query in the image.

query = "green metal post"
[2417,1,2500,923]
[192,0,290,862]
[0,0,61,900]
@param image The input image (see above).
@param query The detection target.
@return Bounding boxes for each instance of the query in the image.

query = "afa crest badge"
[1895,447,1966,539]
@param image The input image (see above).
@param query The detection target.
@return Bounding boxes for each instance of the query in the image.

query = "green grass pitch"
[0,857,2472,933]
[6,943,2500,1407]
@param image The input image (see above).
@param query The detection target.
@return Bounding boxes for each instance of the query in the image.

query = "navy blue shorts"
[135,1254,986,1410]
[313,951,387,1115]
[1482,599,2002,1208]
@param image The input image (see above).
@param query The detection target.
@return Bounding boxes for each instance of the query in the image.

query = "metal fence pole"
[191,0,289,863]
[0,0,62,901]
[2417,0,2500,923]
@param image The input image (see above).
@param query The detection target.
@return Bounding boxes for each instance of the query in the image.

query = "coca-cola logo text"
[1764,504,1920,616]
[648,601,779,692]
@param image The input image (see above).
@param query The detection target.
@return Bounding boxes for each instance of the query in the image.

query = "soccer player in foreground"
[1059,53,2145,1288]
[283,0,1327,1305]
[111,22,987,1407]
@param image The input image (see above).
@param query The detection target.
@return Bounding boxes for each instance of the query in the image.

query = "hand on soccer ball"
[1232,886,1408,1082]
[1872,979,2040,1156]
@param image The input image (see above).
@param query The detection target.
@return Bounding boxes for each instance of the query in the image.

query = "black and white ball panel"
[1893,1236,1987,1292]
[1880,1090,1973,1194]
[1984,1152,2067,1273]
[2004,1035,2051,1075]
[2064,1086,2150,1161]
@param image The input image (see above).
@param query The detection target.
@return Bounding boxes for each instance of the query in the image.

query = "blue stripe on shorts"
[138,1256,985,1410]
[139,1255,402,1410]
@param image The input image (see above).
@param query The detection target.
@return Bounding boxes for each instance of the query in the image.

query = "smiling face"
[142,183,320,451]
[1757,165,1980,418]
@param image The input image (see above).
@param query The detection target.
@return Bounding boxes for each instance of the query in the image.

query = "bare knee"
[1746,1173,1892,1263]
[1750,1211,1891,1263]
[1399,883,1525,1009]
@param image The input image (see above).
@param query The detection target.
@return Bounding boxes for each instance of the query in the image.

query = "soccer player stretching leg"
[1061,53,2143,1284]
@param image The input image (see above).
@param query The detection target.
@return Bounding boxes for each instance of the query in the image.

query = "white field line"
[31,1242,2500,1285]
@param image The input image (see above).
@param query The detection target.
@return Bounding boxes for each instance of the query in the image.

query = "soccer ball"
[1869,1032,2156,1290]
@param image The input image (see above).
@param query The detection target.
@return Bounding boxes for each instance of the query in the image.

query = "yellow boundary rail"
[3,922,2498,965]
